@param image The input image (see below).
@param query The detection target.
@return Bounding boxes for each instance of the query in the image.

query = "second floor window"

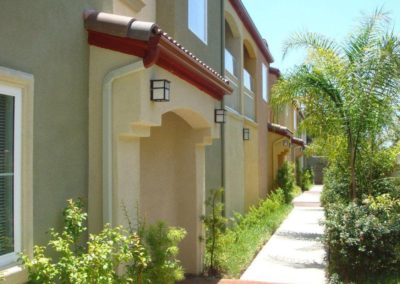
[262,63,268,102]
[188,0,207,44]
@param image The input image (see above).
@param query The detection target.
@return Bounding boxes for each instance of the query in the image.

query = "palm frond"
[282,31,339,59]
[343,7,391,63]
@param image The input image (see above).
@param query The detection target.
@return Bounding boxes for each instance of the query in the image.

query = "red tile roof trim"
[85,11,232,101]
[229,0,274,63]
[267,122,305,147]
[268,122,292,138]
[292,137,305,147]
[269,67,281,78]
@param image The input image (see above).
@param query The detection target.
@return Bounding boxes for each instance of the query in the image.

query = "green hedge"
[217,189,292,278]
[325,194,400,283]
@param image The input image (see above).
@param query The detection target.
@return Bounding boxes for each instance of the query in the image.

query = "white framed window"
[262,63,268,102]
[0,85,22,267]
[293,109,297,131]
[188,0,207,44]
[0,67,33,281]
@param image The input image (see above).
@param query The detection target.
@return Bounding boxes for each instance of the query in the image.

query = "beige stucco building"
[221,0,305,218]
[0,0,306,282]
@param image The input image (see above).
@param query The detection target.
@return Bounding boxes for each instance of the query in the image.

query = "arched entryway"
[139,110,210,273]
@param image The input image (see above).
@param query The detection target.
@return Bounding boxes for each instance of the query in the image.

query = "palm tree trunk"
[348,138,357,200]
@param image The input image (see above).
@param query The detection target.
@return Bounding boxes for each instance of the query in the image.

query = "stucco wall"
[224,112,245,217]
[244,120,260,210]
[113,0,156,21]
[156,0,223,72]
[141,112,201,273]
[0,0,112,251]
[224,0,273,207]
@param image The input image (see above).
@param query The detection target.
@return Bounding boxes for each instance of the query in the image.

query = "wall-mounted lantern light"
[214,109,225,123]
[150,79,170,102]
[243,128,250,140]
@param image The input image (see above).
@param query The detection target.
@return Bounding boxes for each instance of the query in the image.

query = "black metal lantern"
[214,109,225,123]
[243,128,250,140]
[150,79,170,101]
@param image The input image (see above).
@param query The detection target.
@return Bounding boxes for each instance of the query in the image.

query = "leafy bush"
[21,199,144,284]
[301,168,314,191]
[321,164,350,207]
[203,189,292,278]
[276,161,296,203]
[21,199,186,284]
[138,222,186,284]
[356,145,400,198]
[324,194,400,283]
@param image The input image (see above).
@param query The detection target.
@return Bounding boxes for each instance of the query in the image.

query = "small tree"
[276,161,296,203]
[202,188,227,276]
[272,9,400,200]
[138,222,186,284]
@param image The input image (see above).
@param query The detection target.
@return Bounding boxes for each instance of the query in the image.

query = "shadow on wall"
[305,156,328,185]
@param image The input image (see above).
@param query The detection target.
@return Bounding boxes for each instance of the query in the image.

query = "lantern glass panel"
[215,109,225,123]
[243,128,250,140]
[152,88,165,101]
[152,80,164,88]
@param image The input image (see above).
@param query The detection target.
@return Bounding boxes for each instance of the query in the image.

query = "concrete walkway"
[240,185,326,284]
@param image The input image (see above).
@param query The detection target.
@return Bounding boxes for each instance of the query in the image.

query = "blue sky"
[242,0,400,73]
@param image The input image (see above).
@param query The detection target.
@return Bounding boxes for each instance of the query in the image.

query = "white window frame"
[262,63,268,102]
[293,109,297,131]
[0,85,22,267]
[0,66,33,283]
[188,0,208,44]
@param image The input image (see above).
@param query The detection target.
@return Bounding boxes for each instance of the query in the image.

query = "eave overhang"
[84,10,233,101]
[269,67,281,78]
[268,122,306,147]
[291,137,305,147]
[268,122,292,139]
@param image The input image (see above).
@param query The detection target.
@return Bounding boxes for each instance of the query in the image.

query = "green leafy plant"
[301,168,314,191]
[202,188,228,277]
[276,161,296,203]
[138,222,186,284]
[21,199,145,284]
[218,189,291,277]
[202,188,292,278]
[324,194,400,282]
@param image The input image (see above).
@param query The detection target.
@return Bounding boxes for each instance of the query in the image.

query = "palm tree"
[272,9,400,200]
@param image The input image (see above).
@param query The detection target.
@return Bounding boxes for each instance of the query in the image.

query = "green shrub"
[321,164,350,207]
[276,161,296,203]
[21,199,144,284]
[21,199,186,284]
[206,189,292,278]
[301,168,314,191]
[138,222,186,284]
[324,194,400,283]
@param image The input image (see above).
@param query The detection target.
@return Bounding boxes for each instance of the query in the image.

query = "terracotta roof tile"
[84,10,229,85]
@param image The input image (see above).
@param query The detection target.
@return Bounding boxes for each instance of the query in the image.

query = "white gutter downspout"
[102,59,145,225]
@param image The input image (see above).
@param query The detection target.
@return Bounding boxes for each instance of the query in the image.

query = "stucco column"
[195,144,206,273]
[114,136,141,229]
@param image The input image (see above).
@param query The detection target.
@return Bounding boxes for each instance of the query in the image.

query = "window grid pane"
[188,0,207,43]
[0,94,14,256]
[262,64,268,102]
